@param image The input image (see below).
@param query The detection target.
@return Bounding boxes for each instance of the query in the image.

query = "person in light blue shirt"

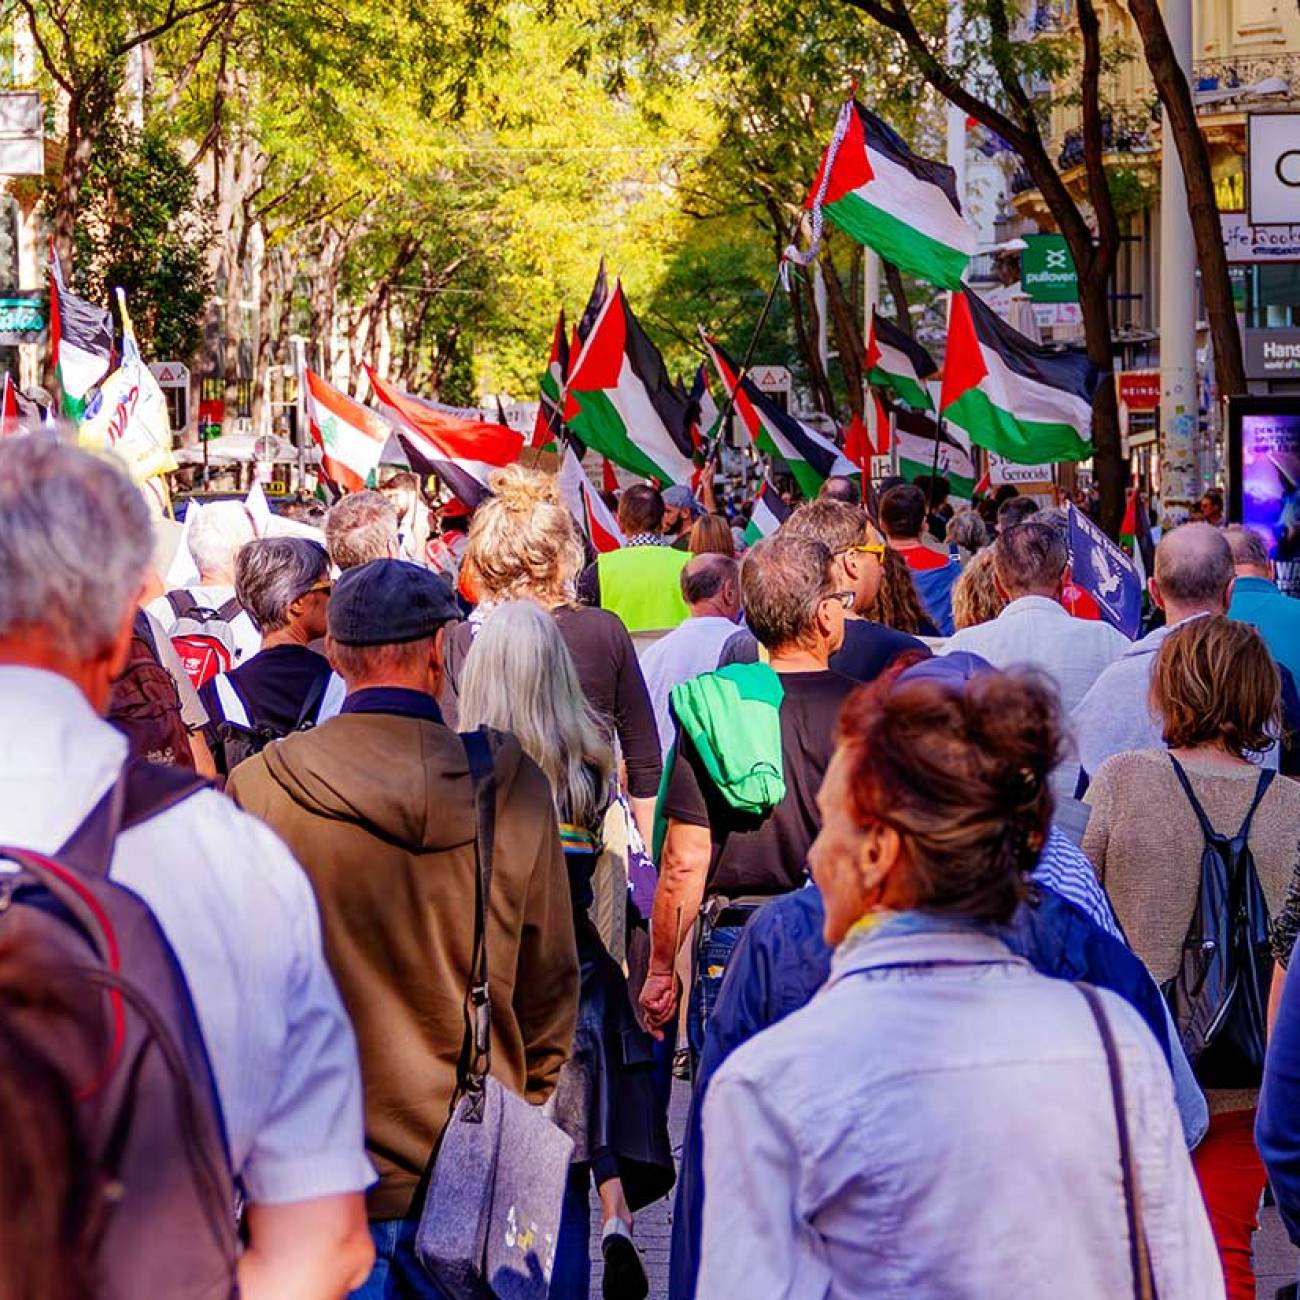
[697,660,1219,1300]
[1226,524,1300,687]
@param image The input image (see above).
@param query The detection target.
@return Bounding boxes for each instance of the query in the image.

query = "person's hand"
[639,971,679,1040]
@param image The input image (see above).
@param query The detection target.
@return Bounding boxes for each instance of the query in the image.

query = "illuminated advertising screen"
[1229,397,1300,598]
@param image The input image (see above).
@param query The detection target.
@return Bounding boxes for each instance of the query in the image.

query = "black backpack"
[0,761,239,1299]
[207,667,331,775]
[1162,756,1276,1090]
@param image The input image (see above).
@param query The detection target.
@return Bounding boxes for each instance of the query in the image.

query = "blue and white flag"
[1067,503,1142,639]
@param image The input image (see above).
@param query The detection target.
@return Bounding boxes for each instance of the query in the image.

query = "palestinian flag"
[367,366,523,507]
[532,309,569,450]
[895,408,977,503]
[602,458,619,494]
[0,373,48,437]
[941,289,1100,465]
[686,363,720,447]
[558,447,624,553]
[866,310,936,412]
[703,334,856,498]
[866,389,892,460]
[304,369,390,492]
[799,101,977,291]
[50,248,112,420]
[576,259,609,343]
[743,481,791,545]
[564,281,696,486]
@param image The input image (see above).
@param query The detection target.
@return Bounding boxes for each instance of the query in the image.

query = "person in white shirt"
[943,520,1129,796]
[147,498,263,664]
[0,438,375,1299]
[639,554,747,755]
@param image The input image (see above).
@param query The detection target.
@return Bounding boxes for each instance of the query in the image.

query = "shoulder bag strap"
[1077,982,1158,1300]
[1237,768,1276,842]
[292,669,331,731]
[166,589,196,621]
[459,728,497,1094]
[216,596,243,624]
[1167,755,1218,842]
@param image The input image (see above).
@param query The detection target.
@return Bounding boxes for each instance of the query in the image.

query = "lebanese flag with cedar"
[304,369,389,492]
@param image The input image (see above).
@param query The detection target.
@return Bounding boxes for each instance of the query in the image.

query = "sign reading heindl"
[1022,234,1079,304]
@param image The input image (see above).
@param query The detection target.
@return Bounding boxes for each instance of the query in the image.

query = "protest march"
[6,39,1300,1300]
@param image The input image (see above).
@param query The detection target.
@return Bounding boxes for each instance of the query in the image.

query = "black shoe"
[601,1218,649,1300]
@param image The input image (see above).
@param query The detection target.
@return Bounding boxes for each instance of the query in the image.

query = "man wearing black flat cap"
[227,560,578,1295]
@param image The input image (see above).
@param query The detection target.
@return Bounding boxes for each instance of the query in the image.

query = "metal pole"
[292,335,307,495]
[1157,0,1199,524]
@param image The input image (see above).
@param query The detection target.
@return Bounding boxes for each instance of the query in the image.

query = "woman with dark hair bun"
[696,668,1220,1300]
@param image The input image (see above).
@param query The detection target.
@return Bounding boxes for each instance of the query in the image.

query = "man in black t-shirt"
[641,533,857,1045]
[770,498,930,683]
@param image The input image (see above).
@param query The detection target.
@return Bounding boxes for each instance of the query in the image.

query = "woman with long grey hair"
[460,600,673,1300]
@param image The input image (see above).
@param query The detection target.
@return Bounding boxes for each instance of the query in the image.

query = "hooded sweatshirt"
[227,711,578,1219]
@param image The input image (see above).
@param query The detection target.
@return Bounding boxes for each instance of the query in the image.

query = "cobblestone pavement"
[583,1079,1300,1300]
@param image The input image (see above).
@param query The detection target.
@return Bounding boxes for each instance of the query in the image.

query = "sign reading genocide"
[0,291,47,345]
[1022,234,1079,304]
[1248,113,1300,227]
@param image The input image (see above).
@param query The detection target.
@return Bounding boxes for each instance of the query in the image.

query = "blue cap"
[897,651,994,689]
[328,559,460,646]
[663,484,703,516]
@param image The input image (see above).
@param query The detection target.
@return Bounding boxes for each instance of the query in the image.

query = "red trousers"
[1191,1108,1266,1300]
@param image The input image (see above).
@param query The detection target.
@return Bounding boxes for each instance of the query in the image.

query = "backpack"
[166,590,243,689]
[207,667,333,774]
[1162,756,1276,1089]
[107,611,195,769]
[0,761,238,1299]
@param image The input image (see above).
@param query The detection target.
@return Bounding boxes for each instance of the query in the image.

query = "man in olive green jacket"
[228,560,578,1292]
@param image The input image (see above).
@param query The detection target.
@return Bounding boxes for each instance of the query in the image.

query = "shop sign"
[1022,234,1079,303]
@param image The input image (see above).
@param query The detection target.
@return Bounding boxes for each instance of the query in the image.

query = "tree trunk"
[1124,0,1247,398]
[820,247,864,417]
[51,84,110,274]
[1078,276,1126,536]
[883,260,912,336]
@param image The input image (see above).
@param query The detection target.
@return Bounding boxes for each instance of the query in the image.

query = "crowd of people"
[3,431,1300,1300]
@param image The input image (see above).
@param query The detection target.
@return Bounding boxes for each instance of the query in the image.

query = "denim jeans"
[350,1218,448,1300]
[686,921,747,1065]
[548,1163,593,1300]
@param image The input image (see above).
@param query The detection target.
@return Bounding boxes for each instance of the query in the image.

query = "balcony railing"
[1193,52,1300,109]
[1055,113,1155,171]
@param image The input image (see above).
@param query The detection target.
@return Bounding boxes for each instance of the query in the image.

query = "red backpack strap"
[56,761,210,879]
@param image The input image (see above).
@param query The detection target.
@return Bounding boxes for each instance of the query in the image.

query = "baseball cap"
[328,559,460,646]
[663,484,703,517]
[896,651,993,689]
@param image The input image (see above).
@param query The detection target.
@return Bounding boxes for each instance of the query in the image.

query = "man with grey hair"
[641,533,856,1051]
[1226,523,1300,687]
[945,520,1128,712]
[640,553,747,755]
[324,490,400,572]
[227,560,577,1295]
[200,536,344,773]
[147,498,261,666]
[0,437,376,1296]
[1073,521,1263,788]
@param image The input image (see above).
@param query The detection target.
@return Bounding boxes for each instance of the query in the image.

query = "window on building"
[1244,264,1300,329]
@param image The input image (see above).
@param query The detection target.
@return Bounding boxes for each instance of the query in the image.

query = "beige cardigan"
[1083,749,1300,1114]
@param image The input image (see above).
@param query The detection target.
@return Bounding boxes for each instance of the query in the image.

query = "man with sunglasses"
[782,499,931,683]
[642,534,858,1062]
[200,537,345,774]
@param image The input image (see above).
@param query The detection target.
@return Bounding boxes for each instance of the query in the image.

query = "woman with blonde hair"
[1083,616,1300,1299]
[442,464,661,848]
[461,601,673,1300]
[951,546,1007,631]
[687,513,735,557]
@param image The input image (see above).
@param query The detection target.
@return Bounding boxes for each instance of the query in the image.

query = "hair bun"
[487,464,561,512]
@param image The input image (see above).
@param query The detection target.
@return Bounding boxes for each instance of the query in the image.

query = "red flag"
[973,467,992,498]
[842,409,871,477]
[0,373,19,438]
[1119,488,1138,539]
[602,458,619,494]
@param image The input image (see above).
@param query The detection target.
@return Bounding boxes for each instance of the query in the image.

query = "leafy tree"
[59,116,211,359]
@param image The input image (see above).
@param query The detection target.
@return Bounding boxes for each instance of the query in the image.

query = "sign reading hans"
[1249,114,1300,227]
[1067,503,1142,640]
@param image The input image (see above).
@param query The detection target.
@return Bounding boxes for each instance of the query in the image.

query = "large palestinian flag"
[50,248,112,420]
[531,309,569,450]
[800,102,977,290]
[367,367,523,507]
[895,407,977,503]
[703,335,857,498]
[557,447,624,554]
[564,281,696,485]
[940,289,1100,465]
[304,369,390,492]
[866,310,936,412]
[743,480,791,545]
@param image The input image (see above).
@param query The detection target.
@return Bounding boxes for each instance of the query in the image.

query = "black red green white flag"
[703,334,856,498]
[50,248,112,420]
[743,480,791,545]
[532,309,569,450]
[786,102,977,291]
[940,290,1100,465]
[865,310,936,412]
[564,281,696,485]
